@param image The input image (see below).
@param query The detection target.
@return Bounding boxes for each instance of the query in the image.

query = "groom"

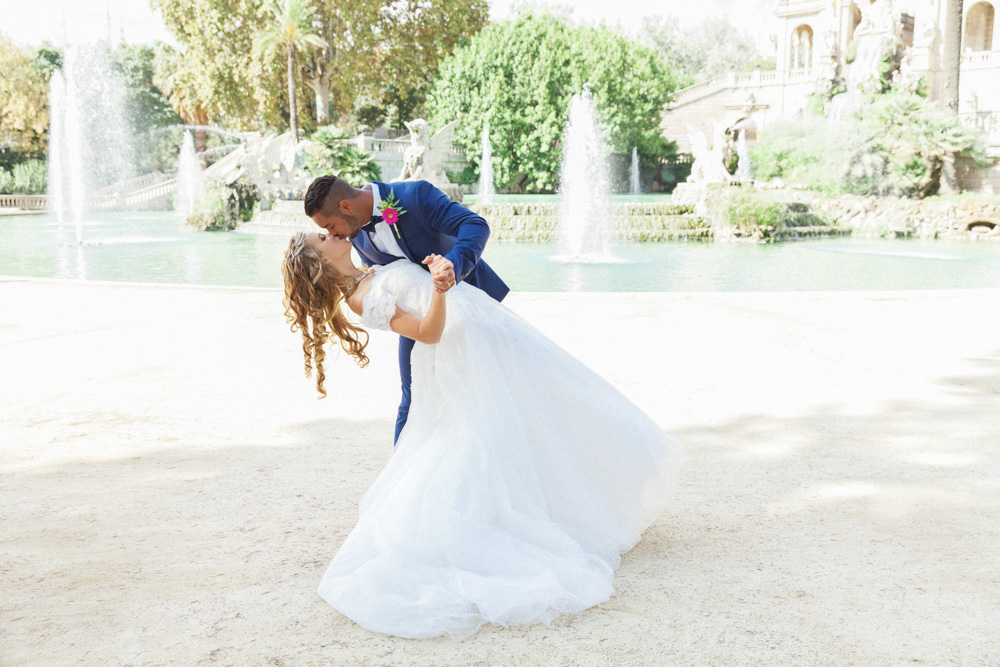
[305,175,509,443]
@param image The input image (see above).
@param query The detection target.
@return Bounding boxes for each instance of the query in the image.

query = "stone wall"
[467,202,711,242]
[239,193,1000,242]
[799,192,1000,239]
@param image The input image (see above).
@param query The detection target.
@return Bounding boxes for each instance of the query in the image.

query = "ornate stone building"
[661,0,1000,192]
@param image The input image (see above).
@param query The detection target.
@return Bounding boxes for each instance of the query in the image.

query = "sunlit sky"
[3,0,777,48]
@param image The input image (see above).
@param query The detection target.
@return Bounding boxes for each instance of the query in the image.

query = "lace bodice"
[360,261,436,332]
[360,274,398,331]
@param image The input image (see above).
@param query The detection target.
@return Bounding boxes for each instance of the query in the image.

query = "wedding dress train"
[317,261,682,639]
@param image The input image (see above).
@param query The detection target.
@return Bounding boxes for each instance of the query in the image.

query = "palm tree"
[939,0,964,192]
[941,0,964,112]
[153,45,211,152]
[255,0,328,142]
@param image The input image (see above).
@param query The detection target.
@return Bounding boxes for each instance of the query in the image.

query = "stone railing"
[670,68,812,107]
[961,51,994,67]
[91,179,176,210]
[94,171,167,196]
[202,145,244,181]
[0,194,47,210]
[355,134,466,156]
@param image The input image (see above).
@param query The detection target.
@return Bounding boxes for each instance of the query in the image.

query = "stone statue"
[672,123,733,210]
[398,118,463,202]
[235,131,311,192]
[685,123,731,185]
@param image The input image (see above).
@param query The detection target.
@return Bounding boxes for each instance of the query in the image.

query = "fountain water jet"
[176,131,205,216]
[46,43,135,244]
[735,130,752,183]
[479,123,495,204]
[553,89,617,263]
[629,146,641,195]
[47,75,66,227]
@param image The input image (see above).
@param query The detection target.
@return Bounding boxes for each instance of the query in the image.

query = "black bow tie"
[361,215,379,235]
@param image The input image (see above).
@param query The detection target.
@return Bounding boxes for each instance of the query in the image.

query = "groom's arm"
[414,181,490,285]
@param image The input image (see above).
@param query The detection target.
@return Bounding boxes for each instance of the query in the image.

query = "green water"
[2,211,1000,292]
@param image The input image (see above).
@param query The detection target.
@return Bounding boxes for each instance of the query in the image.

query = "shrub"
[186,177,258,231]
[304,125,381,185]
[0,169,14,194]
[704,185,787,241]
[750,117,859,195]
[11,159,47,194]
[849,93,987,197]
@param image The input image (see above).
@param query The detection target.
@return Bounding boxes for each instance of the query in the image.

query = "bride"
[281,230,682,640]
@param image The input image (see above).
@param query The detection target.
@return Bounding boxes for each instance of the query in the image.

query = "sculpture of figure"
[398,119,463,201]
[686,123,731,185]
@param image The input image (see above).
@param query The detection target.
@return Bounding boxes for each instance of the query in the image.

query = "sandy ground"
[2,277,999,666]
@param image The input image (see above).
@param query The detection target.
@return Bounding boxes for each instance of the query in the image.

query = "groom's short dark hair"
[304,175,355,217]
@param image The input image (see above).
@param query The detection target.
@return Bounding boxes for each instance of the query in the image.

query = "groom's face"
[311,200,362,241]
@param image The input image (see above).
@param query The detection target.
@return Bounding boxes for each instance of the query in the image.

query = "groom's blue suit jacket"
[350,180,509,303]
[350,180,508,445]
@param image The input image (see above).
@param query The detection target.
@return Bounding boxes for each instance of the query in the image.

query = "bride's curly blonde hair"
[281,232,369,397]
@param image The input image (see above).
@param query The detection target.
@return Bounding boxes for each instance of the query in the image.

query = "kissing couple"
[281,175,682,639]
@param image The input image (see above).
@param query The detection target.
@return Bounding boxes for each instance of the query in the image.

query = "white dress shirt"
[367,183,406,259]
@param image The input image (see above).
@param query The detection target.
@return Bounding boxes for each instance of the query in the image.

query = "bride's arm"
[388,290,446,344]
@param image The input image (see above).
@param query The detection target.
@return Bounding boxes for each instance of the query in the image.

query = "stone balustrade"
[670,68,811,107]
[0,194,47,210]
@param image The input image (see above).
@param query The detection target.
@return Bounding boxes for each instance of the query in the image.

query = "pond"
[2,211,1000,292]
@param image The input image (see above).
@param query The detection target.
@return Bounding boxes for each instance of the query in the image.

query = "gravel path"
[2,278,999,665]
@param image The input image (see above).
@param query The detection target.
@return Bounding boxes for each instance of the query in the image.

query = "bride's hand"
[423,254,455,293]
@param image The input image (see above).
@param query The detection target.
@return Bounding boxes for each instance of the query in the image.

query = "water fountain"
[479,123,495,204]
[46,43,135,243]
[47,75,66,228]
[175,131,205,216]
[735,130,752,183]
[629,147,641,195]
[553,89,616,263]
[828,6,895,121]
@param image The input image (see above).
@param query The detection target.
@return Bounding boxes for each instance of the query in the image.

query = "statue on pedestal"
[398,119,464,202]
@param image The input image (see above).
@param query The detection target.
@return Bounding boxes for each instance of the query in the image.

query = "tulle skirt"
[317,263,682,639]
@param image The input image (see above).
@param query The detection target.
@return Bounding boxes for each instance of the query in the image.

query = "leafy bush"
[11,159,47,194]
[0,169,14,194]
[750,117,859,195]
[186,177,258,231]
[446,164,479,186]
[848,93,986,197]
[751,92,985,199]
[304,125,381,185]
[705,185,787,240]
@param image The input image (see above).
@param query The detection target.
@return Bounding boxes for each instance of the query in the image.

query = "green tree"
[0,34,51,168]
[152,0,284,130]
[154,0,485,134]
[428,12,677,193]
[113,43,184,173]
[851,92,984,198]
[642,15,766,87]
[255,0,328,141]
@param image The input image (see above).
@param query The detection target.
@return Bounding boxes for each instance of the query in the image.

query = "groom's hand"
[423,254,456,293]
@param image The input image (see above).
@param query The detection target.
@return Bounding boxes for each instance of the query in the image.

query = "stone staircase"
[237,199,312,235]
[90,145,245,212]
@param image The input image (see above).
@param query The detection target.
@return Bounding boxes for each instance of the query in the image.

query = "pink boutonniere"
[378,189,407,239]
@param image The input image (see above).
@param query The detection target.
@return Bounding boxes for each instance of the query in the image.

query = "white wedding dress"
[317,260,682,639]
